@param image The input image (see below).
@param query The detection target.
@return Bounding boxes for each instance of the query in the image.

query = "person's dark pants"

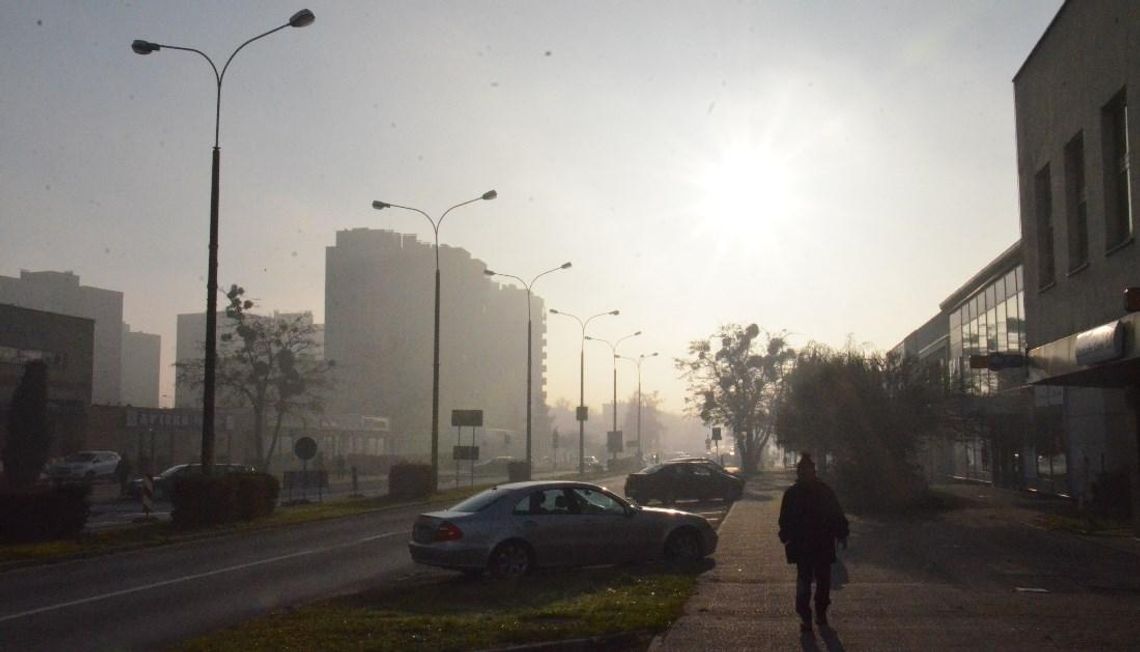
[795,561,832,623]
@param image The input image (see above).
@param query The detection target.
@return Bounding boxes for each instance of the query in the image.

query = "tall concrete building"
[324,228,551,456]
[1014,0,1140,522]
[121,323,161,408]
[0,270,122,405]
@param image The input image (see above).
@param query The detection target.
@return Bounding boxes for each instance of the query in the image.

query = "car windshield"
[448,488,507,513]
[64,453,96,463]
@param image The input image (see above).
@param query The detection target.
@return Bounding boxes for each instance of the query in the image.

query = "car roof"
[492,480,610,492]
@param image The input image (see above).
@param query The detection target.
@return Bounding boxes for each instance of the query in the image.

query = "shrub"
[389,463,432,499]
[0,484,89,542]
[170,472,278,529]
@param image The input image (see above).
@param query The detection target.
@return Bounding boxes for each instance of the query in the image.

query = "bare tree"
[177,285,334,472]
[676,324,794,473]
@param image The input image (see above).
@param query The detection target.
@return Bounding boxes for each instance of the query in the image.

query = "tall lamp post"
[549,309,619,474]
[371,190,497,490]
[132,9,316,475]
[617,352,658,465]
[585,331,642,459]
[484,263,572,473]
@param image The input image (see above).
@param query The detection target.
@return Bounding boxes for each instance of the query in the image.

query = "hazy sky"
[1,1,1062,416]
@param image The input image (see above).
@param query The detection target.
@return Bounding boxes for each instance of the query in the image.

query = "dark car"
[624,459,744,505]
[127,462,256,499]
[408,480,717,578]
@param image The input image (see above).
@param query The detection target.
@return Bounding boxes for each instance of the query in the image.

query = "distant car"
[473,456,515,476]
[408,480,718,578]
[670,456,741,476]
[127,462,256,499]
[44,450,121,482]
[582,455,605,472]
[624,459,744,505]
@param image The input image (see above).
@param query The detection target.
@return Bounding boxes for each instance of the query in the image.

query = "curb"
[479,629,655,652]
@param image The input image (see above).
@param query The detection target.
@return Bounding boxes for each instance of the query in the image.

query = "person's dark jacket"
[778,478,849,565]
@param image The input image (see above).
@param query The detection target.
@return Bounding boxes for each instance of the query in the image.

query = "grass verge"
[177,564,700,652]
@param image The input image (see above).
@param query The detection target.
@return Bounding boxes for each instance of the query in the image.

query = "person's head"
[796,454,817,481]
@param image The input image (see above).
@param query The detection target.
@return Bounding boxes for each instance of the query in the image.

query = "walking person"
[778,453,849,633]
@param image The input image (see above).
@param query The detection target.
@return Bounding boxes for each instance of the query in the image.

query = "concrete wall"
[1015,0,1140,348]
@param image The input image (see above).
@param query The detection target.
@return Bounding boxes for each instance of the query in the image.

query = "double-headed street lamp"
[549,309,619,474]
[617,352,658,465]
[485,263,572,472]
[585,331,642,459]
[132,8,316,475]
[371,190,497,490]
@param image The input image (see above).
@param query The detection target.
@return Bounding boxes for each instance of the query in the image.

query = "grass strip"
[177,565,698,652]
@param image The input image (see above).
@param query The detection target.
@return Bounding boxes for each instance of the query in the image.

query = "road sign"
[294,436,317,461]
[607,430,623,453]
[576,406,589,422]
[141,475,154,515]
[451,409,484,427]
[711,427,722,441]
[453,445,480,461]
[552,430,559,449]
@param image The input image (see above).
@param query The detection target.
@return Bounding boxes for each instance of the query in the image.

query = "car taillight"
[435,521,463,542]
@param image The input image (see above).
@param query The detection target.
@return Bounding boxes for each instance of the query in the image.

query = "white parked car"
[45,450,122,482]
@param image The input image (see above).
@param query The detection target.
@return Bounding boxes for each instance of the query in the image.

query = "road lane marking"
[0,530,405,624]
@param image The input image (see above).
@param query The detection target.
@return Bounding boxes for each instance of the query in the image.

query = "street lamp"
[549,308,619,474]
[617,352,658,465]
[585,330,641,461]
[484,262,572,473]
[371,190,497,490]
[132,8,315,475]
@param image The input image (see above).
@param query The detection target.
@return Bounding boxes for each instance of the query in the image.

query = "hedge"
[0,484,89,542]
[389,463,432,499]
[170,472,279,529]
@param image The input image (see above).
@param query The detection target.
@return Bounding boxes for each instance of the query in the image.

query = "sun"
[697,144,795,230]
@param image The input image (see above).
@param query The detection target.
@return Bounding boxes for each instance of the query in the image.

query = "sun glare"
[698,145,795,230]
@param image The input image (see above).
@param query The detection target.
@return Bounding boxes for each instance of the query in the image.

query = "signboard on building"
[124,407,235,431]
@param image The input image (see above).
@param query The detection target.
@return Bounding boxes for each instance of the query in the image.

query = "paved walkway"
[651,471,1140,651]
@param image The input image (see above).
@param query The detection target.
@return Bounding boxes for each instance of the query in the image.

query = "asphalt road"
[0,473,729,651]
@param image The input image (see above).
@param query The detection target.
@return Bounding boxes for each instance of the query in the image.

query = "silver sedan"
[408,480,718,578]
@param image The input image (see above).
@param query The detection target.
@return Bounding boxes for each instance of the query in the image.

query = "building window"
[1102,89,1133,249]
[1034,165,1055,287]
[1064,132,1089,269]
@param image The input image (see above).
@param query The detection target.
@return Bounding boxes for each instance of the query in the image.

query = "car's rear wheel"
[664,528,703,563]
[487,541,531,579]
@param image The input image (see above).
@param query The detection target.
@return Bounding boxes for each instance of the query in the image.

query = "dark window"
[1035,165,1055,287]
[1064,131,1089,269]
[1102,89,1133,249]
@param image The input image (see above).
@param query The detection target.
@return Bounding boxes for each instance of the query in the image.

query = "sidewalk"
[650,471,1140,651]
